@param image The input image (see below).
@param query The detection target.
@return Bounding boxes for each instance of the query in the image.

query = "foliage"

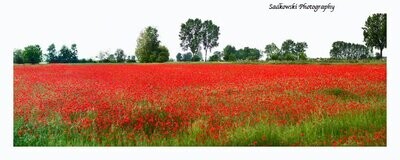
[179,18,203,59]
[192,54,201,62]
[362,13,386,59]
[107,54,116,63]
[265,40,308,61]
[176,53,183,62]
[181,52,193,62]
[135,26,169,63]
[223,45,237,61]
[222,45,260,61]
[58,44,78,63]
[114,49,126,63]
[155,45,170,62]
[237,47,261,61]
[264,43,280,60]
[126,55,137,63]
[71,44,78,63]
[76,58,95,63]
[209,51,222,62]
[179,18,220,61]
[201,20,220,61]
[13,49,24,64]
[46,43,58,63]
[329,41,371,60]
[22,45,43,64]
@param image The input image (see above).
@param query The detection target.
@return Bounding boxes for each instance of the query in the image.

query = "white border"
[1,0,399,160]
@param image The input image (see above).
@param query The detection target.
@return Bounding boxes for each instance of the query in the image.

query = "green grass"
[14,106,386,146]
[323,88,360,101]
[227,108,385,146]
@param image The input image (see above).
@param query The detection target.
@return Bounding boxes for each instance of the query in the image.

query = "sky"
[0,0,390,60]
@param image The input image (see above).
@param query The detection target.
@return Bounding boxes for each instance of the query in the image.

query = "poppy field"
[13,64,386,146]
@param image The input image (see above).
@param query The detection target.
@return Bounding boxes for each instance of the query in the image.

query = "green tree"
[279,40,308,60]
[295,42,308,60]
[192,54,201,61]
[330,41,371,60]
[209,51,222,61]
[46,43,58,63]
[176,53,183,62]
[247,48,261,61]
[298,52,307,60]
[223,45,237,61]
[13,49,24,64]
[265,43,280,60]
[114,49,126,63]
[362,13,386,59]
[126,55,136,63]
[59,45,71,63]
[156,45,170,62]
[182,52,193,61]
[201,20,220,61]
[107,54,116,63]
[135,26,168,63]
[179,18,203,58]
[23,45,42,64]
[70,44,78,63]
[281,39,296,56]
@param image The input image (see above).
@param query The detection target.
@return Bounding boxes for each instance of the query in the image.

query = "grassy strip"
[14,106,385,146]
[226,108,386,146]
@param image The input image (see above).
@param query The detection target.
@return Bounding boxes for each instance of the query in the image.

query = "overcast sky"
[0,0,389,59]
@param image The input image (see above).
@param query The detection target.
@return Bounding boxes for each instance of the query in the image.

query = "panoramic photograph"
[12,0,386,146]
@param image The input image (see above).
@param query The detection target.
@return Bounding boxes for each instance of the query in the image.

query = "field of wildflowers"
[13,64,386,146]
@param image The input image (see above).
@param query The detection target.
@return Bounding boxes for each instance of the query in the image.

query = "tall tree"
[362,13,386,59]
[114,49,126,63]
[281,39,296,55]
[295,42,308,60]
[70,44,78,63]
[46,43,58,63]
[23,45,42,64]
[201,20,220,61]
[135,26,162,63]
[59,45,71,63]
[179,18,203,58]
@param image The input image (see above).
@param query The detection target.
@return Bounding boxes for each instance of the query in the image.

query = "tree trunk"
[205,49,207,62]
[380,48,383,59]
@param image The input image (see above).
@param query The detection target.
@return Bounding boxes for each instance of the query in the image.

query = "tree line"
[14,13,386,64]
[265,40,308,61]
[330,41,371,60]
[329,13,386,60]
[13,43,136,64]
